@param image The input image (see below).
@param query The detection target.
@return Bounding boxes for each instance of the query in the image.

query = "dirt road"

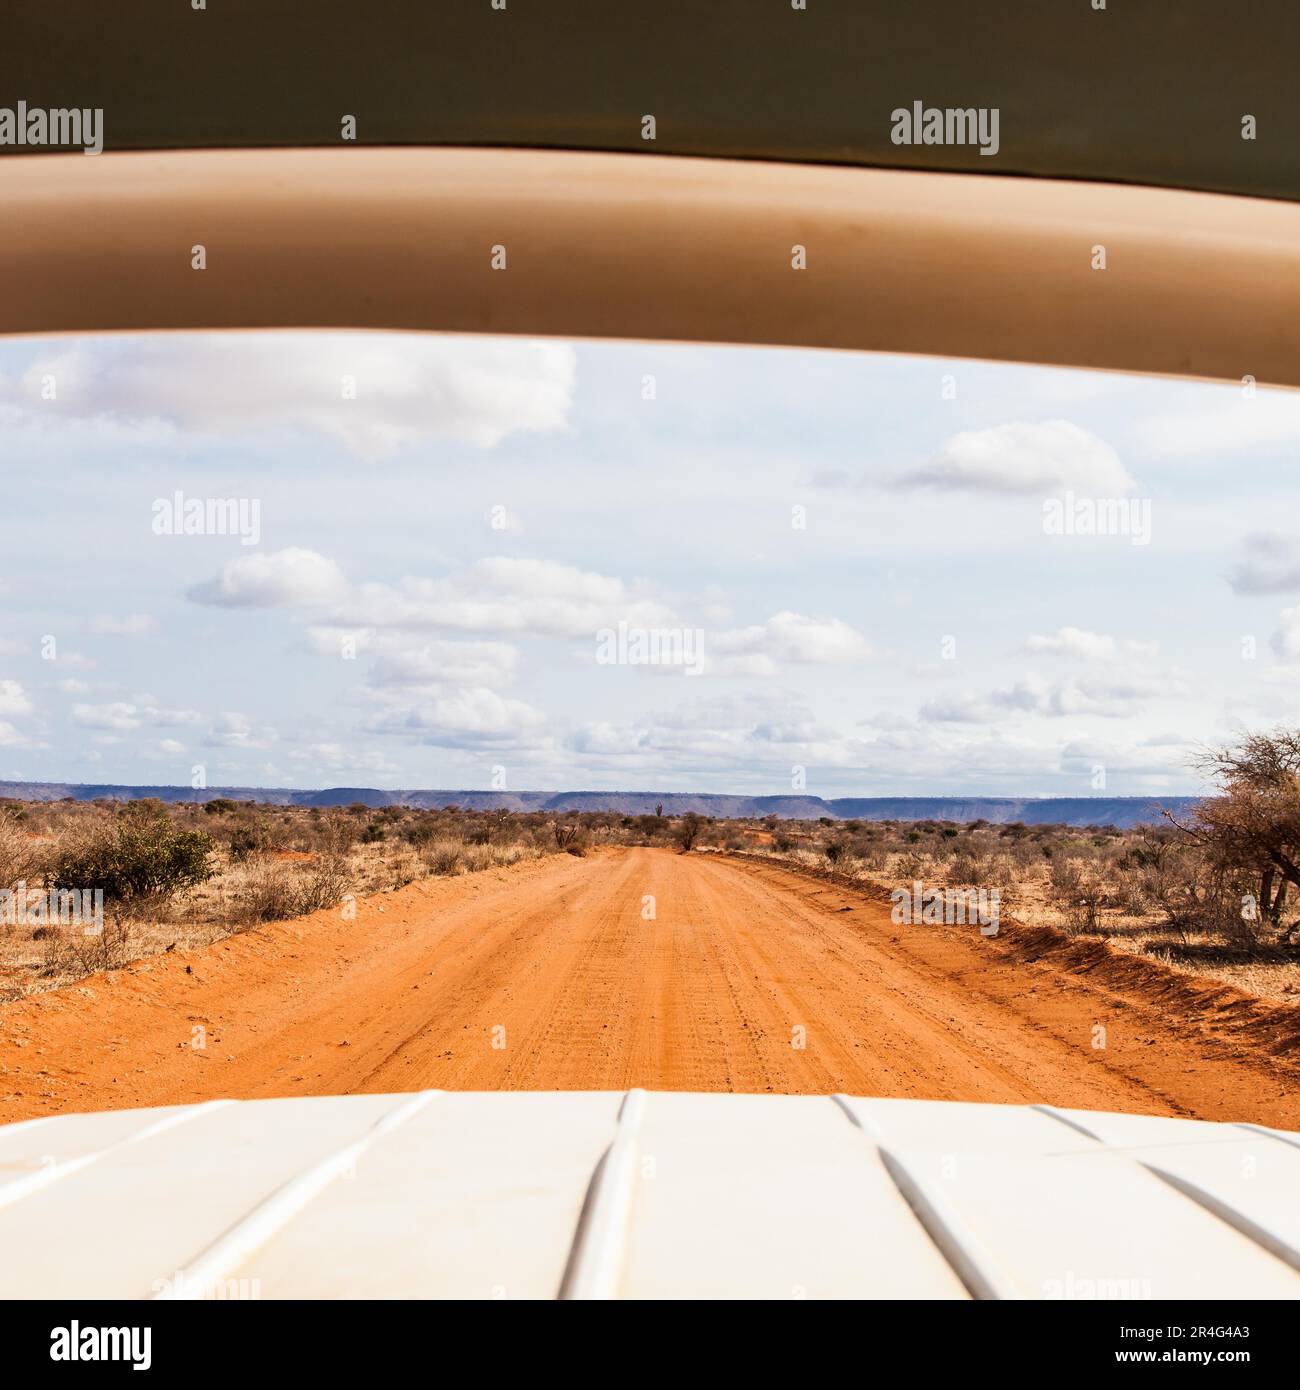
[2,847,1298,1125]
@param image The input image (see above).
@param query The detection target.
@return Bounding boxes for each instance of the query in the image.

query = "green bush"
[227,823,267,861]
[51,801,213,904]
[402,817,438,847]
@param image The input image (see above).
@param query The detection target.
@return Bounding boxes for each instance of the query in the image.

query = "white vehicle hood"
[1,1090,1297,1300]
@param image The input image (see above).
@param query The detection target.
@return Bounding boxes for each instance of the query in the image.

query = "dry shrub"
[74,917,134,973]
[424,840,465,876]
[947,852,988,885]
[232,854,351,925]
[234,862,303,923]
[402,816,439,848]
[422,839,544,878]
[387,851,423,890]
[297,854,351,914]
[0,815,41,889]
[38,917,133,977]
[896,850,929,879]
[1049,856,1109,935]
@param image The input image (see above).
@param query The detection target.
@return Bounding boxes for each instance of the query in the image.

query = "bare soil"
[2,847,1298,1126]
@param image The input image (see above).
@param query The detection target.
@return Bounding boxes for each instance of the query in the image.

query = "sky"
[1,329,1299,798]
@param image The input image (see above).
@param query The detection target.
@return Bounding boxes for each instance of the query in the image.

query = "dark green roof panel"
[6,0,1298,200]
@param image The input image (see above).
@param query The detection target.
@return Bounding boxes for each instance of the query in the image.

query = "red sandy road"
[0,847,1297,1125]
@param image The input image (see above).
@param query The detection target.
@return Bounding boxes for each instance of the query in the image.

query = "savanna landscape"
[3,728,1299,1127]
[5,332,1300,1138]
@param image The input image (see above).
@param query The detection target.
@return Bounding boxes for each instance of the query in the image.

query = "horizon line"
[0,778,1199,803]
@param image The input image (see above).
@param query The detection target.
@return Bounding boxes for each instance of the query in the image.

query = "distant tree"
[1169,729,1300,937]
[553,821,582,849]
[675,813,704,852]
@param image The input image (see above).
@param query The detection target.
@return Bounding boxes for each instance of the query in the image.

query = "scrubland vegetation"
[4,729,1300,1005]
[0,798,647,998]
[712,731,1300,1004]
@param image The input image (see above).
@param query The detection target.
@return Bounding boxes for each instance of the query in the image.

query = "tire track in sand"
[1,846,1298,1125]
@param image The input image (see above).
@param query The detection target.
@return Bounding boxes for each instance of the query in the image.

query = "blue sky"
[2,330,1299,797]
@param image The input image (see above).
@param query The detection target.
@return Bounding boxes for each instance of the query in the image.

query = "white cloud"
[1227,534,1300,596]
[205,712,276,749]
[287,743,400,775]
[1272,606,1300,661]
[71,700,199,732]
[712,612,872,673]
[145,706,202,728]
[1021,627,1157,662]
[569,691,874,774]
[898,420,1136,495]
[303,629,523,689]
[332,557,677,637]
[189,548,348,608]
[0,680,31,717]
[1059,735,1198,779]
[920,670,1187,723]
[367,639,521,689]
[5,333,576,461]
[367,687,549,749]
[1132,391,1300,460]
[72,701,141,731]
[1022,627,1117,661]
[204,554,676,640]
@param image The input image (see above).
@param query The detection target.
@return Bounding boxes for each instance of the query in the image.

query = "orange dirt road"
[2,847,1298,1126]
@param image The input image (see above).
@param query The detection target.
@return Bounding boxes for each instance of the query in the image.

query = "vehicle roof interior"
[8,0,1300,202]
[3,2,1299,390]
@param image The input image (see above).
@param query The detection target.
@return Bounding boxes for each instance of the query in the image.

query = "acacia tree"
[675,813,704,852]
[1167,729,1300,939]
[552,820,582,849]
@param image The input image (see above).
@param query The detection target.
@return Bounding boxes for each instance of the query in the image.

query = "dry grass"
[0,799,596,1000]
[7,798,1300,1007]
[715,819,1300,1006]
